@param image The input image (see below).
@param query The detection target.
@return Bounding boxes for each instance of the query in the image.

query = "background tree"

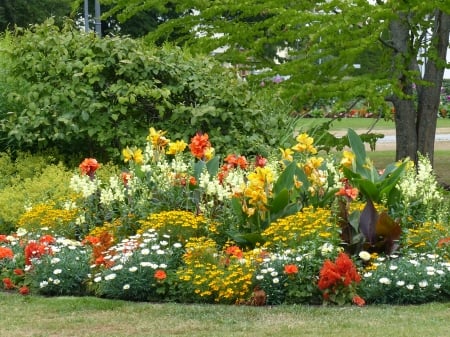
[0,0,72,31]
[105,0,450,166]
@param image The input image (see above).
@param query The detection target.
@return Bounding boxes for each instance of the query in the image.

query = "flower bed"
[1,128,450,306]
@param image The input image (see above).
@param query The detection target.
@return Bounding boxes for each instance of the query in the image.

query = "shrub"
[0,19,291,162]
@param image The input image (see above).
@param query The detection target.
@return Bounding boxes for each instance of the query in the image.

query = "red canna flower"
[255,155,267,168]
[0,234,9,242]
[79,158,100,178]
[121,172,132,186]
[284,264,299,275]
[0,247,14,259]
[19,286,30,295]
[154,270,167,281]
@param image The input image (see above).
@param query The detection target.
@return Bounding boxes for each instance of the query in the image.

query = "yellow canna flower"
[122,147,144,165]
[340,150,355,167]
[204,147,215,161]
[292,133,318,154]
[147,127,170,148]
[166,140,188,155]
[279,148,294,161]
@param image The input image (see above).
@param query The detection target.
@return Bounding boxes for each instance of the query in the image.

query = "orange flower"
[19,286,30,295]
[14,268,24,276]
[0,234,8,242]
[352,295,366,307]
[154,270,167,281]
[255,155,267,168]
[189,133,211,160]
[225,245,243,259]
[318,260,341,290]
[437,237,450,248]
[2,277,14,290]
[39,234,56,245]
[121,172,132,186]
[336,187,359,200]
[0,247,14,259]
[284,264,299,275]
[79,158,100,177]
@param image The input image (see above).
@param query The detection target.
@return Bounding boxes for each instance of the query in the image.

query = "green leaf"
[347,128,366,168]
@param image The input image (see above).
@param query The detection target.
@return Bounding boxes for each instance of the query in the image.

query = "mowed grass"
[1,293,449,337]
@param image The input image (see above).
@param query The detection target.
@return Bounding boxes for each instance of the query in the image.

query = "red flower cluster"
[225,245,244,259]
[318,252,364,306]
[335,178,359,200]
[79,158,100,178]
[24,240,52,265]
[254,155,267,168]
[189,133,211,160]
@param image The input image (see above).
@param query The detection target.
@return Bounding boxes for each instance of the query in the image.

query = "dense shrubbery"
[0,19,290,162]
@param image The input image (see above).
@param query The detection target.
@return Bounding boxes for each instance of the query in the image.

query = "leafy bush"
[0,153,73,233]
[0,19,290,162]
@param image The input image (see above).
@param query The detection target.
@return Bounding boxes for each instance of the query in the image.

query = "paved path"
[332,128,450,151]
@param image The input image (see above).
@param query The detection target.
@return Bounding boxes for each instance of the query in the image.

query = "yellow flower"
[166,140,188,155]
[122,147,144,165]
[340,150,355,168]
[279,148,294,161]
[292,133,317,154]
[147,127,170,148]
[204,147,215,161]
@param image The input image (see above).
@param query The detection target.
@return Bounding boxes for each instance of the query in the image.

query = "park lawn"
[0,293,449,337]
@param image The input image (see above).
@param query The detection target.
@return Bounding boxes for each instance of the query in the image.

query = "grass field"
[0,293,449,337]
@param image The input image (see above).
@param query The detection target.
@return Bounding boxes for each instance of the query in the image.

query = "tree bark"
[389,11,450,166]
[416,11,450,166]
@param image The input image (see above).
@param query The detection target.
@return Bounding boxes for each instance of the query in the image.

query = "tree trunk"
[416,11,450,166]
[389,11,450,167]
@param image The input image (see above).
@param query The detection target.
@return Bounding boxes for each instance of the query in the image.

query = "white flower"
[359,251,371,262]
[272,278,279,284]
[123,284,130,290]
[16,228,28,236]
[104,273,117,281]
[256,275,264,280]
[396,281,405,287]
[379,277,391,285]
[160,240,169,246]
[320,243,334,255]
[129,266,138,273]
[434,283,441,289]
[140,262,152,267]
[406,284,415,290]
[53,269,62,275]
[418,280,428,288]
[270,271,278,277]
[94,276,102,283]
[141,248,150,255]
[53,279,61,285]
[156,250,165,255]
[51,258,61,264]
[173,243,182,248]
[151,245,160,250]
[389,265,398,271]
[159,264,167,269]
[260,269,268,274]
[39,281,49,288]
[111,264,124,271]
[363,272,373,278]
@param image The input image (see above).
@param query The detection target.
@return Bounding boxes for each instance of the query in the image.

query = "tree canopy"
[0,0,72,31]
[105,0,450,165]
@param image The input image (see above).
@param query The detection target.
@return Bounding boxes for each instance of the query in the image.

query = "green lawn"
[1,293,449,337]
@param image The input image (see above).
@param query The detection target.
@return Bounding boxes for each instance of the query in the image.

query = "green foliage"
[0,19,290,161]
[0,153,73,233]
